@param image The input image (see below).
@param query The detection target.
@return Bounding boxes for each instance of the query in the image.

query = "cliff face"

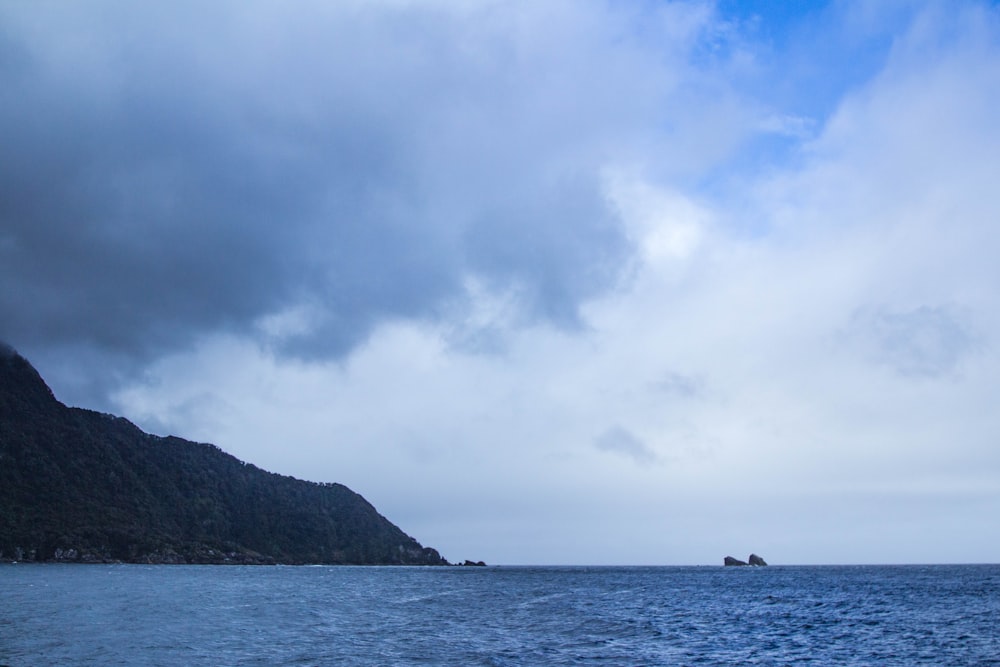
[0,346,446,565]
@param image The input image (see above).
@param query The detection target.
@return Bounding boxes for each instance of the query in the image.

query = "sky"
[2,0,999,565]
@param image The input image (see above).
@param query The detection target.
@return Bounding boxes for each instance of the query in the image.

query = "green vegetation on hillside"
[0,346,446,565]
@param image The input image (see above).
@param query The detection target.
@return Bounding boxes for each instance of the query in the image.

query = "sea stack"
[724,554,768,566]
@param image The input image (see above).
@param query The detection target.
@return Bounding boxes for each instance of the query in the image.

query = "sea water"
[1,563,998,665]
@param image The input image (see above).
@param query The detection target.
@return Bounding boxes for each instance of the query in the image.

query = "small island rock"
[724,556,748,566]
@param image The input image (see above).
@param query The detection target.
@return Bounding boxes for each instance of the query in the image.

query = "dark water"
[2,564,998,665]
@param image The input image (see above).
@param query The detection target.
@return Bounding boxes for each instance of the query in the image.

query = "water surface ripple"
[2,564,998,665]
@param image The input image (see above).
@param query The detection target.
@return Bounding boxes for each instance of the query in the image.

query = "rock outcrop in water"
[724,554,768,566]
[0,344,448,565]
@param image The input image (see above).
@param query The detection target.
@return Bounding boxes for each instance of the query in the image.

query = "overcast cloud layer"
[3,0,999,565]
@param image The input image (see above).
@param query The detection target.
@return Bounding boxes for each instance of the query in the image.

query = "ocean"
[1,563,997,665]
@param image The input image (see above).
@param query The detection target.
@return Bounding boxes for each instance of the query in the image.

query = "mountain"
[0,344,447,565]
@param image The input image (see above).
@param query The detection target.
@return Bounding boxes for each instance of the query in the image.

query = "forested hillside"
[0,345,446,565]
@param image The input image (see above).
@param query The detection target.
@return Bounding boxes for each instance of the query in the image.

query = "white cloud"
[605,170,707,265]
[594,425,658,465]
[25,0,1000,565]
[843,305,980,378]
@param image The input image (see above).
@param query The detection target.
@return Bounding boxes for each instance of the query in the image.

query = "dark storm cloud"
[0,1,685,385]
